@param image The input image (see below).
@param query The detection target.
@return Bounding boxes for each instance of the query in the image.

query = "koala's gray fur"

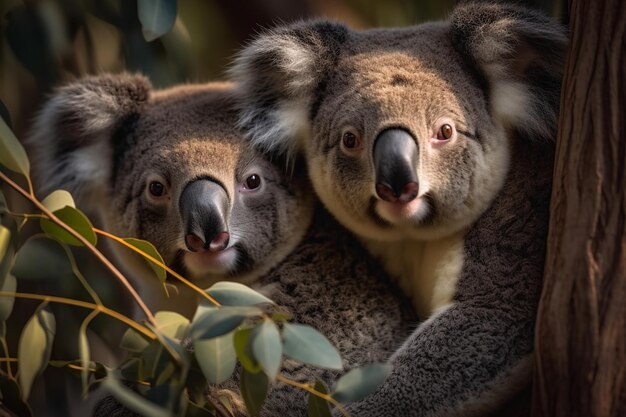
[28,77,417,416]
[232,2,565,416]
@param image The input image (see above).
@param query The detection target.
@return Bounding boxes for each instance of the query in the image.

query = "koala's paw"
[208,388,248,417]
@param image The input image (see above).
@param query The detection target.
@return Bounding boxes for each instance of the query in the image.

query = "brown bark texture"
[532,0,626,417]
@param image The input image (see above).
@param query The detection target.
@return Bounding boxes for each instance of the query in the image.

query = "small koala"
[232,2,566,416]
[28,76,417,416]
[27,75,312,317]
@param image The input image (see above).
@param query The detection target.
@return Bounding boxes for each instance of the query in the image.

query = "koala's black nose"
[373,128,419,203]
[180,179,230,253]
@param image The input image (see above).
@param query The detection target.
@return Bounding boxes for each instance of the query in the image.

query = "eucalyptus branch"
[0,291,155,340]
[93,228,221,307]
[0,170,158,328]
[276,375,351,417]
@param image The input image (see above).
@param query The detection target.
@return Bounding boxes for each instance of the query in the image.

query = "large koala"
[232,2,565,416]
[27,76,417,416]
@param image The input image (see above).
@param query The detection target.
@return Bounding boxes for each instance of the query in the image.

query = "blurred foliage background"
[0,0,564,138]
[0,1,564,416]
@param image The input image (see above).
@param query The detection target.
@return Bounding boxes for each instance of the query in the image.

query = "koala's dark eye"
[244,174,261,190]
[342,131,359,149]
[439,124,453,140]
[149,181,165,197]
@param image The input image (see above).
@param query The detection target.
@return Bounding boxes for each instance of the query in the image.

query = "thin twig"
[0,291,155,340]
[275,375,351,417]
[94,228,221,307]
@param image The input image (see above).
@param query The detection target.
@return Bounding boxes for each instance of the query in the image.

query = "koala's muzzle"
[180,179,230,253]
[373,129,419,203]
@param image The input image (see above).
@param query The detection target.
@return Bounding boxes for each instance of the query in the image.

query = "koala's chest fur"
[364,232,466,318]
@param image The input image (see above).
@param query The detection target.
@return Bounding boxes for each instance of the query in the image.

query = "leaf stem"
[0,170,158,327]
[0,337,14,377]
[275,374,351,417]
[93,228,221,307]
[0,291,155,340]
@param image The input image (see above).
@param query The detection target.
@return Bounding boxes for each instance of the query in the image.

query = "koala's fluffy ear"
[230,20,348,160]
[451,3,567,141]
[28,73,150,205]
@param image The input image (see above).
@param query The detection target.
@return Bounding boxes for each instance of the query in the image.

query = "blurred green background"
[0,0,564,138]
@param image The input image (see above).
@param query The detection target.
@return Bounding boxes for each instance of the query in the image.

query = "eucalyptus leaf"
[206,282,274,307]
[0,215,17,288]
[282,323,342,370]
[18,307,56,400]
[124,238,167,282]
[41,190,75,211]
[103,374,171,417]
[137,0,177,42]
[233,327,261,374]
[40,206,97,246]
[331,363,392,404]
[0,224,10,261]
[12,236,72,281]
[120,328,151,353]
[194,332,237,384]
[307,380,332,417]
[0,372,33,417]
[0,273,17,322]
[0,115,29,176]
[154,310,189,339]
[191,306,261,340]
[251,320,282,379]
[241,369,268,417]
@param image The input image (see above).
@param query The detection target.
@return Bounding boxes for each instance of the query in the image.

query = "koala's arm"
[336,302,534,417]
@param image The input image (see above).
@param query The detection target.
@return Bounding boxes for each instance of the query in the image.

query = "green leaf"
[0,224,10,261]
[0,115,29,176]
[18,307,56,400]
[251,320,282,379]
[137,0,177,42]
[331,363,392,404]
[12,236,73,281]
[206,282,274,307]
[241,369,268,417]
[194,332,237,384]
[191,306,261,340]
[233,327,261,374]
[154,310,189,339]
[0,273,17,322]
[282,323,342,370]
[41,190,75,211]
[40,206,97,246]
[0,372,33,417]
[124,238,167,282]
[102,374,171,417]
[120,328,151,353]
[307,380,332,417]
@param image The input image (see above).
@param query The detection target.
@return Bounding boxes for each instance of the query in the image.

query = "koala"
[27,75,417,416]
[27,75,312,317]
[232,2,566,416]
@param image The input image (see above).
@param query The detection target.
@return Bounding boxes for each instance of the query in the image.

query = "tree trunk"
[532,1,626,417]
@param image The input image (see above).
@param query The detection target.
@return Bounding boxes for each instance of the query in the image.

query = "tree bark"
[532,1,626,417]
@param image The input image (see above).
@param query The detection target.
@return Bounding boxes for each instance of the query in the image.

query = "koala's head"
[232,3,566,241]
[28,75,313,284]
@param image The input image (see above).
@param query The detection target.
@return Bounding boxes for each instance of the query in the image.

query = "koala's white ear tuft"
[451,3,567,141]
[27,73,151,207]
[230,20,348,162]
